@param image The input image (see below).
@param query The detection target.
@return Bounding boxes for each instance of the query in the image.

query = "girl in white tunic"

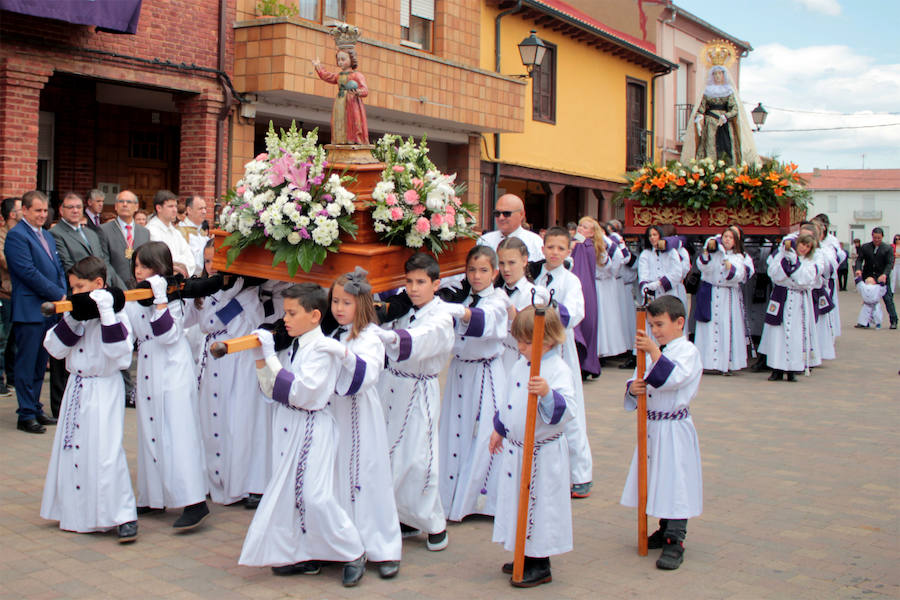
[374,253,455,551]
[240,284,366,586]
[622,295,702,571]
[534,227,592,497]
[185,243,268,507]
[440,246,508,521]
[496,238,549,374]
[608,228,637,352]
[327,268,402,579]
[41,259,137,540]
[490,305,575,588]
[855,276,886,327]
[638,225,684,301]
[578,217,628,358]
[759,234,821,381]
[694,227,751,373]
[127,242,209,529]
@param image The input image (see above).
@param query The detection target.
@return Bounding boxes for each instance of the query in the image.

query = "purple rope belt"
[647,407,690,421]
[386,367,438,491]
[63,375,85,450]
[506,432,563,540]
[198,329,228,385]
[294,410,316,534]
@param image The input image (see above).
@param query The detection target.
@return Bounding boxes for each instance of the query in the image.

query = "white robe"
[535,265,592,486]
[594,241,629,357]
[498,278,550,374]
[240,327,364,566]
[492,350,575,557]
[378,297,455,534]
[184,282,270,505]
[856,280,886,327]
[694,248,750,372]
[126,301,207,509]
[440,287,508,521]
[41,313,137,532]
[328,323,402,563]
[621,336,703,519]
[610,233,637,351]
[759,250,821,372]
[821,234,846,337]
[638,247,684,302]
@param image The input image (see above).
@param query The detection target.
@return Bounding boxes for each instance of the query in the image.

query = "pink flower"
[415,216,430,234]
[236,185,246,196]
[453,196,462,207]
[403,189,419,205]
[390,207,403,221]
[385,193,398,206]
[412,204,426,215]
[392,165,405,173]
[255,153,268,161]
[411,177,423,189]
[444,204,456,218]
[430,213,443,227]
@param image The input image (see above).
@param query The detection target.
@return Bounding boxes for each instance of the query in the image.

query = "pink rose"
[415,216,430,234]
[236,185,245,196]
[403,189,419,205]
[392,165,405,173]
[385,193,398,206]
[453,196,462,207]
[444,204,456,218]
[430,213,443,227]
[390,207,403,221]
[412,204,426,216]
[254,153,268,161]
[411,177,423,189]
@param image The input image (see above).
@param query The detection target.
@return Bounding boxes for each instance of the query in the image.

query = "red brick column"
[175,92,226,201]
[0,58,52,197]
[447,135,481,222]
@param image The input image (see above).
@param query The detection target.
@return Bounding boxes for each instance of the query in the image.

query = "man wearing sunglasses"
[477,194,544,262]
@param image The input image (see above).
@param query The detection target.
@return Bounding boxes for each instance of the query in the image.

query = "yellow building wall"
[481,6,655,183]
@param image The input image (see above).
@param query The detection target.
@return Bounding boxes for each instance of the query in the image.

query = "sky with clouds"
[674,0,900,170]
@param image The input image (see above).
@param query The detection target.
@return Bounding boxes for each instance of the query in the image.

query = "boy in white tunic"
[490,305,575,588]
[41,257,138,542]
[623,295,703,571]
[241,283,366,587]
[374,253,455,552]
[855,276,886,328]
[534,226,592,498]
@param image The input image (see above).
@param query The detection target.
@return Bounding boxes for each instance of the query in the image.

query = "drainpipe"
[651,3,676,164]
[492,0,523,226]
[214,0,232,208]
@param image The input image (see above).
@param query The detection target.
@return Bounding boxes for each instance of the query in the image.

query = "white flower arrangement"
[220,122,357,274]
[370,134,477,253]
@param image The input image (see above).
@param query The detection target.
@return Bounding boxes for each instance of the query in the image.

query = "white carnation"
[405,231,424,248]
[326,202,341,217]
[287,232,301,244]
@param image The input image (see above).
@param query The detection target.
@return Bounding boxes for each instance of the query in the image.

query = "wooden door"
[626,80,647,170]
[129,167,168,212]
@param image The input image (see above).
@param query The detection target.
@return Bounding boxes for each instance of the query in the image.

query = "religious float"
[620,40,809,236]
[210,23,477,291]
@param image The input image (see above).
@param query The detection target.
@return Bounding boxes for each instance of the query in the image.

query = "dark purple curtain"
[0,0,142,34]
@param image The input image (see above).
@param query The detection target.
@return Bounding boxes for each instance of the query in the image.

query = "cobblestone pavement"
[1,291,897,599]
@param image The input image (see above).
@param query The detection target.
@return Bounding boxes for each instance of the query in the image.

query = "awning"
[0,0,142,34]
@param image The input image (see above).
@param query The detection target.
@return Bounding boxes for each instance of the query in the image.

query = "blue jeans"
[13,320,53,420]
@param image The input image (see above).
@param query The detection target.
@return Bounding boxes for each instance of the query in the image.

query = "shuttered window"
[532,43,556,123]
[401,0,434,51]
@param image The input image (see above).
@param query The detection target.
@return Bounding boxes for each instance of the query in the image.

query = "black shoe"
[854,323,869,329]
[399,523,421,538]
[767,369,784,381]
[117,520,138,543]
[426,530,448,551]
[618,356,637,369]
[173,501,209,531]
[271,561,321,576]
[0,383,11,398]
[750,359,769,372]
[377,561,400,579]
[17,419,45,434]
[891,322,898,330]
[501,562,513,574]
[136,506,165,515]
[342,554,366,587]
[510,558,552,588]
[786,371,797,382]
[35,413,57,426]
[656,540,685,570]
[125,398,136,408]
[647,528,666,549]
[244,493,262,510]
[570,482,592,498]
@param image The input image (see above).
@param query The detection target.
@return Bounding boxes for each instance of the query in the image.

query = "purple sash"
[764,285,788,326]
[695,281,713,322]
[812,286,835,321]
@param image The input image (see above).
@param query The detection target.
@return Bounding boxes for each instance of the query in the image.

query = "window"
[827,194,838,213]
[532,43,556,123]
[297,0,343,23]
[401,0,434,51]
[130,131,165,161]
[626,79,650,169]
[675,59,692,140]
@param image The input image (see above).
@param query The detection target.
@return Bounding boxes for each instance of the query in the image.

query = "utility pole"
[861,153,866,169]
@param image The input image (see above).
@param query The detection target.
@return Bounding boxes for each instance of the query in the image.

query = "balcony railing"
[676,103,693,141]
[627,127,653,170]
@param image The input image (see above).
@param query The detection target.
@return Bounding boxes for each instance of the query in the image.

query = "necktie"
[125,224,133,249]
[469,293,481,307]
[77,226,89,247]
[36,228,52,257]
[544,273,553,286]
[504,286,517,297]
[332,326,347,340]
[93,213,100,227]
[409,307,418,323]
[291,338,299,361]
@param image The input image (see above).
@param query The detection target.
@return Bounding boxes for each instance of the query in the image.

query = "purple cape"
[570,240,601,375]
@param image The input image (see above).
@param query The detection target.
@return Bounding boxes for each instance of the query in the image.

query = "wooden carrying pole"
[41,286,181,316]
[511,304,547,584]
[635,302,649,556]
[210,334,261,359]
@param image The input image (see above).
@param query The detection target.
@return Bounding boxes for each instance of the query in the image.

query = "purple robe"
[569,241,601,375]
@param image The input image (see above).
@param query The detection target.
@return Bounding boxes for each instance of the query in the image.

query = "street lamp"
[517,30,547,77]
[751,102,768,131]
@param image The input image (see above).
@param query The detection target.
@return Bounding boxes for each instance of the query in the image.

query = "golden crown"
[703,39,737,67]
[329,22,360,51]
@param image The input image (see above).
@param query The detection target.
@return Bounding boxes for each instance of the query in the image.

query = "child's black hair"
[497,236,528,259]
[543,225,570,244]
[647,295,686,322]
[132,241,174,278]
[405,252,440,281]
[68,256,107,284]
[466,244,498,269]
[283,282,328,316]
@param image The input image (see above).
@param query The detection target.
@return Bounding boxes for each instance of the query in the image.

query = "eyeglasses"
[493,209,520,218]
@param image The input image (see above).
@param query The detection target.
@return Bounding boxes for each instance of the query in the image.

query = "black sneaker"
[510,558,552,588]
[377,561,400,579]
[0,383,11,398]
[647,528,666,549]
[399,523,421,538]
[136,506,165,515]
[271,561,321,576]
[342,553,366,587]
[117,520,138,543]
[618,356,637,369]
[570,482,592,498]
[656,540,685,570]
[173,501,209,531]
[501,562,513,574]
[244,493,262,510]
[426,530,448,551]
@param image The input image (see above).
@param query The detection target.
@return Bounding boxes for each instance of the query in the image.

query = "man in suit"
[5,190,65,433]
[101,189,149,407]
[101,190,149,289]
[84,188,106,232]
[51,192,126,290]
[854,226,897,329]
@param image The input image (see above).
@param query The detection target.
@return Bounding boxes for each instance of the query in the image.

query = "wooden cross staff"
[40,285,184,317]
[511,290,550,584]
[209,334,261,358]
[635,289,654,556]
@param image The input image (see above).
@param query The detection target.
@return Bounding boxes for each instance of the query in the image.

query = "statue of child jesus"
[312,48,369,145]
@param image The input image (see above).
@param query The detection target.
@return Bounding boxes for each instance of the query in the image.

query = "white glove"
[319,337,348,360]
[147,275,168,305]
[252,328,276,361]
[694,115,703,124]
[444,303,467,319]
[89,289,116,325]
[374,328,399,348]
[641,281,661,296]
